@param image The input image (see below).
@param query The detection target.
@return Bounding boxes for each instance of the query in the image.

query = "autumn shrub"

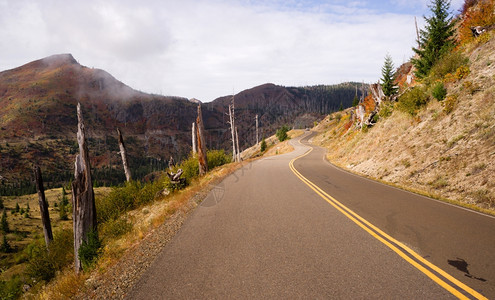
[455,65,470,80]
[397,86,430,116]
[432,82,447,101]
[443,94,458,114]
[207,149,231,170]
[458,0,495,45]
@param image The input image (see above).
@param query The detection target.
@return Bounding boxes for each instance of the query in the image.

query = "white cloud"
[0,0,453,102]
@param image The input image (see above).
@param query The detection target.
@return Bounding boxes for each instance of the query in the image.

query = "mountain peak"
[41,53,78,66]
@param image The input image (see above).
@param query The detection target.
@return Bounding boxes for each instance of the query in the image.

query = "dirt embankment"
[312,38,495,214]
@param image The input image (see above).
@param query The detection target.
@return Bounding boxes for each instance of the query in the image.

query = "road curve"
[127,132,493,299]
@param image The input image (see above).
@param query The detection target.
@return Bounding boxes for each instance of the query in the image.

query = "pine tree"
[381,54,398,97]
[260,137,267,152]
[0,235,12,253]
[412,0,456,79]
[1,209,9,233]
[352,95,360,107]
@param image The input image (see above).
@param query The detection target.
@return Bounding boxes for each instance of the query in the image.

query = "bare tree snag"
[33,164,53,248]
[72,103,97,273]
[196,104,208,176]
[192,122,197,154]
[228,103,237,162]
[255,114,259,145]
[235,126,241,162]
[117,128,132,182]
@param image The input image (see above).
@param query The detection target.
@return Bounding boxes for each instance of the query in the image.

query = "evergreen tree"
[260,137,267,152]
[1,209,9,233]
[15,203,20,213]
[381,54,398,97]
[352,95,360,107]
[0,197,3,210]
[412,0,456,78]
[0,235,12,253]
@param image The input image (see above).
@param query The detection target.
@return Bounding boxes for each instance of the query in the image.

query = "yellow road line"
[289,140,487,300]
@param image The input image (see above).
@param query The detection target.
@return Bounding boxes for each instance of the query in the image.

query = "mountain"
[0,54,362,194]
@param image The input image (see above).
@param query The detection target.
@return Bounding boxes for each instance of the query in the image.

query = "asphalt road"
[127,132,494,299]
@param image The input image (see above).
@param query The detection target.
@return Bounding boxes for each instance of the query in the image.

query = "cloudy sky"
[0,0,463,102]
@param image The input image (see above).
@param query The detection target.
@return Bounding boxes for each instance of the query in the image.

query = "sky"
[0,0,463,102]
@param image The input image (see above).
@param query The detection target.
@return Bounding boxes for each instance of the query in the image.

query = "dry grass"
[241,129,303,159]
[35,160,248,299]
[311,37,495,215]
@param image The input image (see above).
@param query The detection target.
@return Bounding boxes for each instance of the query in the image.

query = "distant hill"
[0,54,363,194]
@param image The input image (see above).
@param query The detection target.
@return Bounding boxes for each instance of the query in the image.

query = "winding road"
[127,132,495,299]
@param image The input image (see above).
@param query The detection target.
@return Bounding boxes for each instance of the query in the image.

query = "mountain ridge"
[0,54,361,193]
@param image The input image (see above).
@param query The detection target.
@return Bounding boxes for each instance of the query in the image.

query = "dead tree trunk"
[33,164,53,248]
[117,128,131,182]
[228,103,237,162]
[235,126,241,162]
[196,104,208,176]
[255,114,259,145]
[72,103,97,273]
[192,122,197,154]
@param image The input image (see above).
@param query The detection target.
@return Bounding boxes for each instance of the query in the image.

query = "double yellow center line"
[289,145,487,300]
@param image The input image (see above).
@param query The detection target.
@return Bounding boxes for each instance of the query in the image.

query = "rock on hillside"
[312,36,495,212]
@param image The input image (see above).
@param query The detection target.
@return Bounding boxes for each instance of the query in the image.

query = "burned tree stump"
[117,128,132,182]
[33,164,53,248]
[72,103,97,273]
[167,168,185,185]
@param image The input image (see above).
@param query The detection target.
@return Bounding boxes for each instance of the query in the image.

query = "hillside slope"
[312,35,495,212]
[0,54,361,194]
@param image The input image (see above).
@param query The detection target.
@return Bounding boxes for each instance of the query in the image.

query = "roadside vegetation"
[313,0,495,214]
[0,149,232,299]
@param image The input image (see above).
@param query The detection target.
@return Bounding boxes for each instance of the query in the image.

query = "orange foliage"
[362,95,376,114]
[458,0,495,45]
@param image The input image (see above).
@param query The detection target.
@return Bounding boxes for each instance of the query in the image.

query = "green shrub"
[96,181,140,223]
[97,179,163,224]
[276,125,290,142]
[432,82,447,101]
[0,276,23,300]
[207,149,231,170]
[179,155,199,184]
[78,229,101,271]
[379,102,394,119]
[25,229,73,283]
[397,86,429,116]
[430,51,469,80]
[260,138,267,152]
[100,217,133,240]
